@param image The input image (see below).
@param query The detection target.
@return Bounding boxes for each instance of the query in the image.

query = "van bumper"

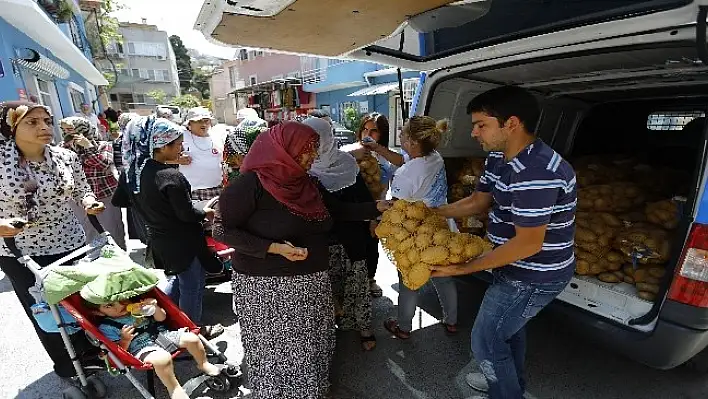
[458,273,708,370]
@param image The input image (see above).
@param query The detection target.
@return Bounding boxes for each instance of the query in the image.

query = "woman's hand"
[175,154,192,165]
[348,146,369,161]
[376,200,394,213]
[0,219,25,237]
[85,201,106,215]
[268,242,308,262]
[74,135,93,149]
[362,140,383,154]
[369,220,379,238]
[203,207,216,222]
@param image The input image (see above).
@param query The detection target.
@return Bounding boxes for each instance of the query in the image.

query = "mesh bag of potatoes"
[577,182,645,213]
[620,264,665,302]
[573,155,637,187]
[645,199,681,230]
[456,157,485,186]
[574,212,626,277]
[358,154,386,199]
[374,200,491,290]
[613,222,671,265]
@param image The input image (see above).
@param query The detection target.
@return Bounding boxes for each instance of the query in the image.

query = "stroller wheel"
[61,386,87,399]
[205,374,232,392]
[86,376,107,398]
[223,364,240,378]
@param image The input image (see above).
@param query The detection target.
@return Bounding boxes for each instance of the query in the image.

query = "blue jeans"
[163,257,206,325]
[397,274,458,332]
[471,270,570,399]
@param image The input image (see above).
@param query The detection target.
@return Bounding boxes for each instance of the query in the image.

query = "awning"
[348,82,399,97]
[12,55,70,80]
[0,0,109,86]
[231,77,302,94]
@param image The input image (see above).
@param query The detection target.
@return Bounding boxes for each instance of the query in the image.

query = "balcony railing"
[299,57,351,85]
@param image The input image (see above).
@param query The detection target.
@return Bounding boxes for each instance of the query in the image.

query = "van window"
[646,111,705,131]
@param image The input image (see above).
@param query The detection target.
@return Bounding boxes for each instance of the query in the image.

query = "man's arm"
[435,191,493,219]
[430,224,547,276]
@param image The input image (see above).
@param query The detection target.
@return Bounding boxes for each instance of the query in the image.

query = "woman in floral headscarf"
[222,108,267,185]
[0,101,104,379]
[111,116,224,339]
[60,116,126,249]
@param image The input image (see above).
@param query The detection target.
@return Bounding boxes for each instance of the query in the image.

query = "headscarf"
[0,101,51,139]
[0,101,75,196]
[223,123,267,185]
[240,122,329,221]
[183,107,216,127]
[118,112,139,133]
[124,116,183,193]
[235,108,265,130]
[60,116,98,153]
[303,117,359,192]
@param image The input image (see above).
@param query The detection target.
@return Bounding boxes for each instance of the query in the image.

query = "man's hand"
[0,219,25,238]
[85,202,105,215]
[430,263,473,278]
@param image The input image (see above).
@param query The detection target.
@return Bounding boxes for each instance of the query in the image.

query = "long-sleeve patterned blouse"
[0,142,96,257]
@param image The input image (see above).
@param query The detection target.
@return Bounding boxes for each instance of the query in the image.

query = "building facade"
[0,0,107,141]
[102,21,180,114]
[210,50,315,125]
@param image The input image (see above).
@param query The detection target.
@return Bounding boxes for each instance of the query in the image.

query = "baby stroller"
[4,216,241,399]
[198,197,235,283]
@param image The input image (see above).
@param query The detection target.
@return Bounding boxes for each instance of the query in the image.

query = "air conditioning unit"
[157,55,165,60]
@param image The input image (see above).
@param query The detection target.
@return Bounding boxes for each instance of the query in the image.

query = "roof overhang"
[347,82,400,97]
[0,0,109,86]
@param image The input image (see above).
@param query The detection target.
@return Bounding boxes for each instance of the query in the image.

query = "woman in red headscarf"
[219,122,391,399]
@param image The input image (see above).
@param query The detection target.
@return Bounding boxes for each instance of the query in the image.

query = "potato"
[598,272,621,283]
[622,264,636,277]
[589,263,606,275]
[599,212,622,227]
[638,291,657,302]
[623,275,635,284]
[576,260,591,275]
[374,221,393,239]
[648,266,666,279]
[402,219,421,233]
[635,282,660,294]
[418,224,436,235]
[433,230,451,246]
[633,268,661,285]
[576,227,598,243]
[398,237,416,253]
[392,226,411,242]
[406,249,420,264]
[406,206,427,221]
[421,246,449,265]
[415,233,433,250]
[387,210,405,224]
[605,251,624,264]
[605,262,622,271]
[612,270,625,279]
[407,263,432,290]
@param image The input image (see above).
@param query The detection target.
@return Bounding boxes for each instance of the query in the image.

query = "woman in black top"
[112,116,223,339]
[303,116,377,351]
[219,122,391,399]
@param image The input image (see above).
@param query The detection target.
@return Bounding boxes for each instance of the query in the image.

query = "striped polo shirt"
[477,139,577,283]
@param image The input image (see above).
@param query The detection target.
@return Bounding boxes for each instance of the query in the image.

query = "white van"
[195,0,708,372]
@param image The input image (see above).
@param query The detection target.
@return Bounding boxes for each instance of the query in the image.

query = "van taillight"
[668,223,708,307]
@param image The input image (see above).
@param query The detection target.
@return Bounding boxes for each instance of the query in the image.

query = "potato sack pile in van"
[571,154,687,302]
[446,157,487,233]
[375,200,491,290]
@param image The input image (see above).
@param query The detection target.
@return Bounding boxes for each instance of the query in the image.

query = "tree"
[146,90,167,105]
[169,35,193,94]
[170,94,201,109]
[191,68,211,99]
[83,0,125,90]
[343,106,363,132]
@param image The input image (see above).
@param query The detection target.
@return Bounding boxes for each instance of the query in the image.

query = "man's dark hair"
[466,86,540,133]
[308,109,330,119]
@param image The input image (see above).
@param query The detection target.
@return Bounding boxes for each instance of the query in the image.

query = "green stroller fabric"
[42,247,159,305]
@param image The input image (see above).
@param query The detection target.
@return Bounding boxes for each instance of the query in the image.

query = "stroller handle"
[3,215,104,259]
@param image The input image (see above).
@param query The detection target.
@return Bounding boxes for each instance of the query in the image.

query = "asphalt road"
[0,241,707,399]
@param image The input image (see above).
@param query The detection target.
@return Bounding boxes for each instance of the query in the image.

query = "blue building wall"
[302,61,379,93]
[314,69,420,123]
[0,8,96,118]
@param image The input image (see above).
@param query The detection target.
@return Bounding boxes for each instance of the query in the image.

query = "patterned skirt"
[191,186,223,201]
[329,245,372,331]
[232,271,335,399]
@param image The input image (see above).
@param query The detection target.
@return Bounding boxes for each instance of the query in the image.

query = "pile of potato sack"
[375,200,491,290]
[357,153,386,200]
[572,154,687,302]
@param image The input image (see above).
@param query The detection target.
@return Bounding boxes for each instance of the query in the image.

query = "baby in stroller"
[85,296,222,399]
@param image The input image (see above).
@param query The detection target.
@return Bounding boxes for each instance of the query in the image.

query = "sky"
[112,0,238,59]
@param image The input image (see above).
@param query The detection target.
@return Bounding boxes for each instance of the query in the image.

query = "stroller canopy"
[42,249,159,305]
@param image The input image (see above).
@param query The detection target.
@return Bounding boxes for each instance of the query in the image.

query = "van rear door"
[195,0,696,71]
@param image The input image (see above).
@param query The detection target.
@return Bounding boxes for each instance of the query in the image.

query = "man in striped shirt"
[433,86,576,399]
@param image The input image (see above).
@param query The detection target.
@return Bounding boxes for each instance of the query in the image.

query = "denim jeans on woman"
[162,257,206,324]
[397,274,458,332]
[471,269,571,399]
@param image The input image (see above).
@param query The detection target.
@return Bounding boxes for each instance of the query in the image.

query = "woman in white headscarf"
[304,115,378,351]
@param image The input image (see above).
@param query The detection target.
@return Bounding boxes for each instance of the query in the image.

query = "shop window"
[69,88,84,113]
[249,75,257,85]
[37,79,54,108]
[647,111,705,131]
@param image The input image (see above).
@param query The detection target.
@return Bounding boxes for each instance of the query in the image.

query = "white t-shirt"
[179,130,225,190]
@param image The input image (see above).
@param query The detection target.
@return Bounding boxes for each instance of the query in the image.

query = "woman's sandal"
[360,334,377,351]
[443,323,458,335]
[384,318,411,340]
